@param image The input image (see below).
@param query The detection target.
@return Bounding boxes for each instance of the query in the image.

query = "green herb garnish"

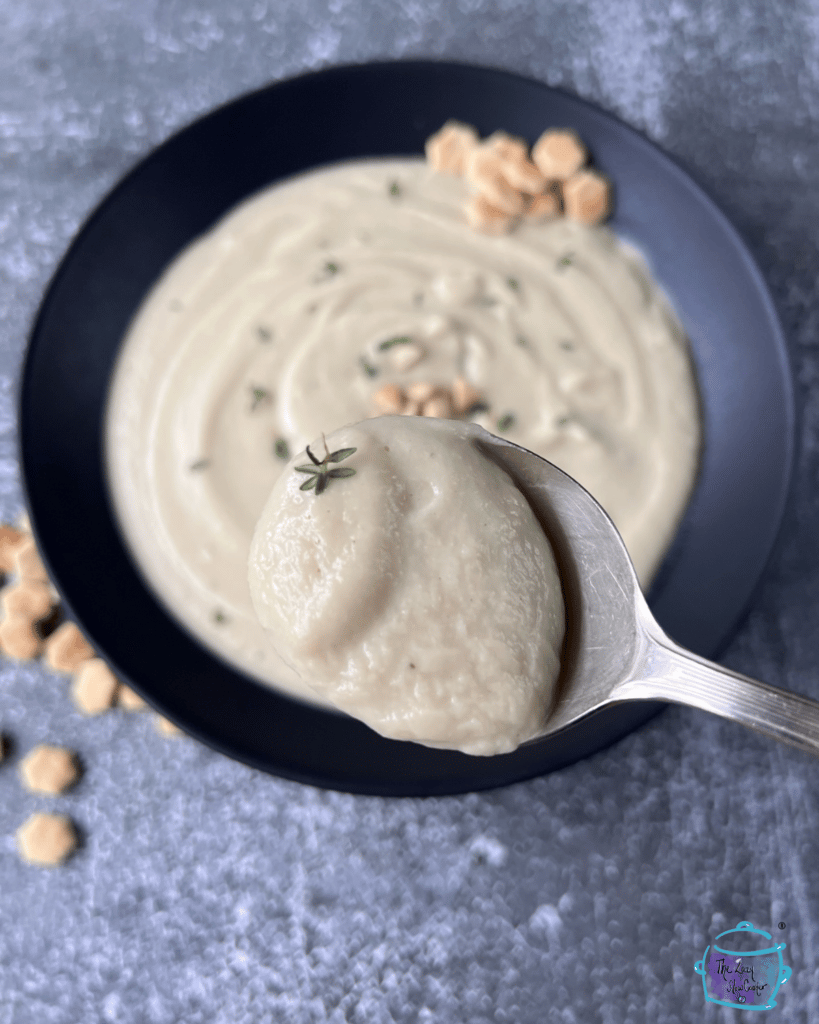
[323,261,339,277]
[506,277,520,291]
[295,442,358,496]
[555,416,570,427]
[190,459,210,471]
[496,413,516,433]
[559,339,574,351]
[274,438,290,460]
[377,335,412,351]
[213,609,227,624]
[359,356,379,378]
[257,325,272,342]
[389,181,401,197]
[516,334,528,347]
[250,386,271,411]
[556,254,574,270]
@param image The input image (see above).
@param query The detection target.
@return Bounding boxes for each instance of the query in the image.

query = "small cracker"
[452,377,483,416]
[562,169,611,225]
[16,812,77,866]
[464,193,514,235]
[0,526,25,574]
[44,621,94,673]
[20,744,80,795]
[1,580,55,622]
[13,537,49,583]
[525,190,561,222]
[71,658,119,714]
[372,383,405,415]
[425,120,479,175]
[0,617,42,661]
[532,129,587,181]
[155,715,182,737]
[117,684,148,712]
[465,147,527,216]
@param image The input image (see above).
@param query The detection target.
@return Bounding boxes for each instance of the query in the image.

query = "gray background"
[1,2,818,1022]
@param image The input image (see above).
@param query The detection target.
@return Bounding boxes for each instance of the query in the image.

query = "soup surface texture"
[106,157,701,706]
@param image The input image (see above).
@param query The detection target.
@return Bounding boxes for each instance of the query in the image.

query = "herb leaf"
[556,254,574,270]
[295,444,357,496]
[274,438,290,460]
[250,386,271,411]
[360,356,379,378]
[389,181,401,197]
[327,447,357,463]
[257,326,272,342]
[324,261,339,276]
[377,335,412,351]
[506,277,520,291]
[497,413,516,433]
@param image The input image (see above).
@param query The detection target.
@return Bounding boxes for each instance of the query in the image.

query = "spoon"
[476,431,819,756]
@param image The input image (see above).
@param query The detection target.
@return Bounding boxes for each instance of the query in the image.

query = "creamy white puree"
[106,157,700,708]
[249,417,565,755]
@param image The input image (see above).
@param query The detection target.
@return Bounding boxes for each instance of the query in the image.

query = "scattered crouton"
[20,744,80,795]
[16,812,77,867]
[44,621,94,674]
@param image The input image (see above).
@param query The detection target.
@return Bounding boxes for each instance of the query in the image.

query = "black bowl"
[19,61,794,795]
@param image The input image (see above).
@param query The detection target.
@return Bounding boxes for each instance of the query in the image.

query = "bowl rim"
[18,59,796,795]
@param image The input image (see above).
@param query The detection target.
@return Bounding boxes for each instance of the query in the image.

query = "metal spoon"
[476,431,819,756]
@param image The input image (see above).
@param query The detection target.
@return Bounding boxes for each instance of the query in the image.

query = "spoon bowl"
[476,431,819,756]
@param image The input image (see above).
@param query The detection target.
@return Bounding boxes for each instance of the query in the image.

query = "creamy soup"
[105,157,700,707]
[249,417,565,755]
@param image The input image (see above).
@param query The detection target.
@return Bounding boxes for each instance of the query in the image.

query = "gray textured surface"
[2,2,819,1022]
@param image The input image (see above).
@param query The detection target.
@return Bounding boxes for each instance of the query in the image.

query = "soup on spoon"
[250,416,819,759]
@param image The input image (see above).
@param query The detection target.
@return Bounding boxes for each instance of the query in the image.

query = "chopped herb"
[389,181,401,197]
[559,339,574,351]
[556,254,574,270]
[496,413,516,433]
[377,335,412,351]
[295,442,358,496]
[213,609,227,624]
[249,386,271,411]
[359,356,379,378]
[506,277,520,291]
[190,459,210,471]
[257,325,273,342]
[556,415,570,427]
[516,334,528,347]
[274,438,290,460]
[323,261,339,276]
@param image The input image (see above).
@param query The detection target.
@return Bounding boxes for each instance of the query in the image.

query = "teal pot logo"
[695,921,791,1010]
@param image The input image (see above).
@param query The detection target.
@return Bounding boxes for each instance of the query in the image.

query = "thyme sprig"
[377,335,412,351]
[249,386,272,411]
[295,440,358,495]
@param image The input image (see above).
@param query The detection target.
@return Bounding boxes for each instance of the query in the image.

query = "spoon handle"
[614,635,819,757]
